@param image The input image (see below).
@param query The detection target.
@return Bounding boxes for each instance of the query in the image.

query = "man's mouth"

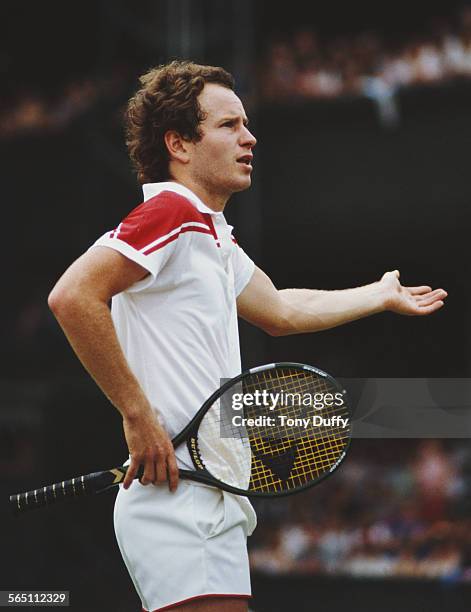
[237,155,253,166]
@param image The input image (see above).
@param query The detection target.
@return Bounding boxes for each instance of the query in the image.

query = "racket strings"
[248,368,350,490]
[197,367,350,494]
[244,368,349,492]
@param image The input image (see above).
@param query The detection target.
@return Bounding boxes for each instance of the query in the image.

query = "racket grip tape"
[9,467,129,514]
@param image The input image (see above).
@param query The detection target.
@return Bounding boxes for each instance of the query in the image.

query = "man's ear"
[164,130,190,164]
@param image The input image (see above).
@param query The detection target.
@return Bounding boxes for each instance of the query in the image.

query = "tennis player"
[48,61,447,612]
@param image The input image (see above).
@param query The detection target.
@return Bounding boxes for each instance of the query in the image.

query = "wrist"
[120,394,154,422]
[371,279,391,313]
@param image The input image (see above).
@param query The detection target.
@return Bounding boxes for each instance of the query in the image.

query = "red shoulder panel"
[110,191,210,252]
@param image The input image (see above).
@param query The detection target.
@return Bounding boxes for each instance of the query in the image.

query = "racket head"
[181,362,351,497]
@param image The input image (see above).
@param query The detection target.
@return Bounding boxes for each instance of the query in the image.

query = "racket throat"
[188,436,206,472]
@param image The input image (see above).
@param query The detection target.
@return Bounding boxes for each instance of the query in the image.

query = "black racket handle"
[9,466,146,514]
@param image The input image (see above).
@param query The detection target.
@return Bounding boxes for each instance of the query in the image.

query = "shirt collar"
[142,181,222,216]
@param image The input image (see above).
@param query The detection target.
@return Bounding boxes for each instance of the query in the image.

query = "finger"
[140,457,156,486]
[416,300,444,315]
[406,285,432,295]
[166,451,179,492]
[416,290,447,305]
[413,288,448,299]
[155,452,168,484]
[123,458,140,489]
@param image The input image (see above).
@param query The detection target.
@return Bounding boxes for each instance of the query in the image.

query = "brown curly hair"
[125,61,235,184]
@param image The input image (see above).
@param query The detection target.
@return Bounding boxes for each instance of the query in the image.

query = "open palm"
[381,270,447,316]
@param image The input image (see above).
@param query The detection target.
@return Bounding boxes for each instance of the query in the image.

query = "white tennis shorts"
[114,480,254,611]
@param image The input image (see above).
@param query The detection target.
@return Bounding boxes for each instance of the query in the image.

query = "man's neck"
[169,177,228,213]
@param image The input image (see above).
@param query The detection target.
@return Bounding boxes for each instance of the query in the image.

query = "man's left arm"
[237,267,447,336]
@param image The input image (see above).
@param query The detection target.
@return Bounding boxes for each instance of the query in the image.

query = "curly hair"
[125,61,235,184]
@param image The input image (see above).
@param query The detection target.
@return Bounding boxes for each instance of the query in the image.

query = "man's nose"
[241,125,257,147]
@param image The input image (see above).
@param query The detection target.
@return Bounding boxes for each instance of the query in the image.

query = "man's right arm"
[48,245,179,491]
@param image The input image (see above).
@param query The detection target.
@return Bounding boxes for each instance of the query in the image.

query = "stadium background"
[1,0,470,609]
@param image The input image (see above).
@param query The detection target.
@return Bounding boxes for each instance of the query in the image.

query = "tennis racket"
[10,362,351,513]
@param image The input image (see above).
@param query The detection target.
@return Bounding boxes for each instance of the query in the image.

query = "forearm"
[278,282,387,335]
[48,247,179,489]
[49,293,152,420]
[239,267,446,338]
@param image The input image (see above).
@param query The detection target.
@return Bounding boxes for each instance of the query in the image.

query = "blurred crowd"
[260,7,471,104]
[4,7,471,139]
[0,68,130,140]
[249,440,471,582]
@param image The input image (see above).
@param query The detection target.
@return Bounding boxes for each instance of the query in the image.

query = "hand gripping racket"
[10,362,351,513]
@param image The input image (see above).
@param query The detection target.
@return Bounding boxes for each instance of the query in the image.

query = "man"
[48,61,446,612]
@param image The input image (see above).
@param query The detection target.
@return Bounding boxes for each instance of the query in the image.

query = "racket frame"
[176,361,351,498]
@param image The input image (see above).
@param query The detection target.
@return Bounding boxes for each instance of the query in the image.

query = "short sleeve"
[231,241,255,296]
[90,191,212,292]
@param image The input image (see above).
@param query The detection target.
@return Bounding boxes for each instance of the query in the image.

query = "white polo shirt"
[92,181,256,529]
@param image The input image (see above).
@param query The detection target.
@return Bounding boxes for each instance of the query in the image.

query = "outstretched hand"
[380,270,447,316]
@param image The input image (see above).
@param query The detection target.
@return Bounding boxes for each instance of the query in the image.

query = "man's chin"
[231,176,252,194]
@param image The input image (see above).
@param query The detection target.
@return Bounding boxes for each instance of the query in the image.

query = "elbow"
[48,280,108,322]
[263,312,298,337]
[48,285,61,316]
[264,322,288,337]
[48,285,69,319]
[263,324,282,337]
[48,284,84,320]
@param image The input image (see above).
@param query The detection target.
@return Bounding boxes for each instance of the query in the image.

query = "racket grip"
[9,469,123,514]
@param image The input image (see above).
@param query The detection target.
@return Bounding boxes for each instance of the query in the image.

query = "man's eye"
[222,121,234,127]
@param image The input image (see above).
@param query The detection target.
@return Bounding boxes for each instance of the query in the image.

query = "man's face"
[186,83,256,200]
